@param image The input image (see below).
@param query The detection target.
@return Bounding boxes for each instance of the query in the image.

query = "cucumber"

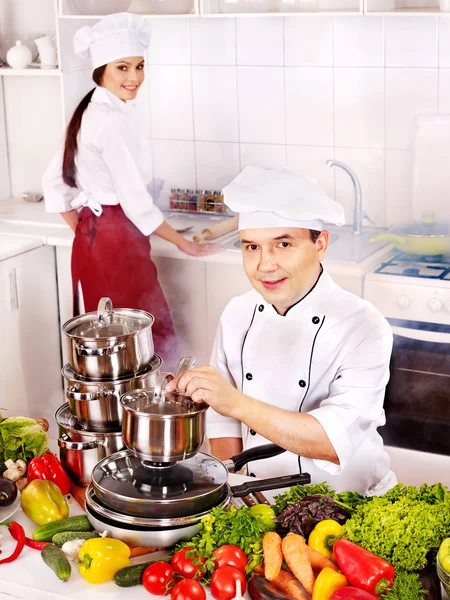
[33,516,93,542]
[114,560,160,587]
[41,543,72,582]
[52,531,101,547]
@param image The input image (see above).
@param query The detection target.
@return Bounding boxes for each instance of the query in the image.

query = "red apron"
[72,205,178,365]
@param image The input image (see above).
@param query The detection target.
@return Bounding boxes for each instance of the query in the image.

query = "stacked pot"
[56,297,162,487]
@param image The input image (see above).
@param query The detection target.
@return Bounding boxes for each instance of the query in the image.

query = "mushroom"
[15,476,29,491]
[2,459,27,482]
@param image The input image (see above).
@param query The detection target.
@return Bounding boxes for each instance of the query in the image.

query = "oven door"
[379,320,450,455]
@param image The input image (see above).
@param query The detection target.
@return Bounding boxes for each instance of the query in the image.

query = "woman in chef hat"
[43,13,218,364]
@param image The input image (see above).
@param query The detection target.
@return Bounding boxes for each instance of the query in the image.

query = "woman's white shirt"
[42,86,164,236]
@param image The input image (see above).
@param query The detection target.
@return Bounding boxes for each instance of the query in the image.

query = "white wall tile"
[149,66,193,140]
[286,145,335,200]
[284,17,333,67]
[439,17,450,68]
[237,67,285,144]
[385,16,438,68]
[439,69,450,113]
[192,66,238,142]
[152,140,197,195]
[334,68,385,148]
[386,68,438,150]
[148,20,191,65]
[240,143,286,169]
[285,67,334,146]
[195,142,240,189]
[190,18,236,66]
[334,147,385,228]
[385,149,413,226]
[236,18,283,66]
[334,16,384,67]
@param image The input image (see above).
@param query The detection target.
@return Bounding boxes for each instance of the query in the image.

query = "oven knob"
[428,298,442,312]
[396,295,410,309]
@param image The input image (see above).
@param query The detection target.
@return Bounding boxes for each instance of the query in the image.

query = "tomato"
[171,579,207,600]
[248,504,277,531]
[142,561,175,595]
[211,545,248,573]
[210,565,247,600]
[171,548,206,580]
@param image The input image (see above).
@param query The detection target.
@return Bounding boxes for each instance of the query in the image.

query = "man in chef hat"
[167,166,396,495]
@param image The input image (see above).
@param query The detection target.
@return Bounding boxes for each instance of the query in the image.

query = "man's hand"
[165,366,243,418]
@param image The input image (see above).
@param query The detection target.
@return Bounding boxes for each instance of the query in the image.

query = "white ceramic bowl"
[72,0,132,14]
[146,0,193,13]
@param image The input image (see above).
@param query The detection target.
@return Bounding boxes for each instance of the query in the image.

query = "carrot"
[263,532,283,581]
[305,544,338,572]
[281,533,315,596]
[271,568,308,600]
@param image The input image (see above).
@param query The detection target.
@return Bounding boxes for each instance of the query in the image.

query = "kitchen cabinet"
[0,245,62,433]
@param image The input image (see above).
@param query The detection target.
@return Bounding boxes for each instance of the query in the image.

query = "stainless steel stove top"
[375,252,450,280]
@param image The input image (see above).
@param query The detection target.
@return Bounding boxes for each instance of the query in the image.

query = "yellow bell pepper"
[77,538,131,584]
[312,567,347,600]
[308,520,343,560]
[20,479,69,525]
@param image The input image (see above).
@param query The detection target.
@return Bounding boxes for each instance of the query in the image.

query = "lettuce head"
[0,416,49,470]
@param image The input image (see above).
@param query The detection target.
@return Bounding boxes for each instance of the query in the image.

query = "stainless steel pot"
[55,404,125,487]
[121,357,207,463]
[62,354,162,431]
[62,297,155,380]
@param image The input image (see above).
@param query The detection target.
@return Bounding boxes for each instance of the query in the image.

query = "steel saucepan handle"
[66,386,113,402]
[58,433,105,451]
[97,297,113,327]
[223,443,286,473]
[75,342,127,356]
[230,472,311,497]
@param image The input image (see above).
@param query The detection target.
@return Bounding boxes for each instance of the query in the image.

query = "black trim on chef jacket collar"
[272,265,324,317]
[297,313,326,475]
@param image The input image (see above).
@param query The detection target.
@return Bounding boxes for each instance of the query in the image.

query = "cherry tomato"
[210,565,247,600]
[211,545,248,573]
[171,548,206,580]
[142,561,175,595]
[171,579,207,600]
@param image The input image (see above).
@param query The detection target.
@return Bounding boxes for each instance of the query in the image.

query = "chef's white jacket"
[207,268,397,495]
[42,86,164,236]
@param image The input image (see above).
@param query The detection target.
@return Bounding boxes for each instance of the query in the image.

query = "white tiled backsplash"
[143,15,450,227]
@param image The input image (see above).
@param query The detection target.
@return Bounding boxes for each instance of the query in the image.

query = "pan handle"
[230,473,311,497]
[223,443,286,473]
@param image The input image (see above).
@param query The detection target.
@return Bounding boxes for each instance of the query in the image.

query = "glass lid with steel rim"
[62,354,162,383]
[63,297,154,339]
[91,449,229,518]
[120,389,208,417]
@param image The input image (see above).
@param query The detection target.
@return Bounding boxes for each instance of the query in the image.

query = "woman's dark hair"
[62,66,106,188]
[309,229,321,243]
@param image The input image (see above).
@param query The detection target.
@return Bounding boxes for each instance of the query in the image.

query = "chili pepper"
[333,540,394,596]
[330,587,377,599]
[8,522,49,550]
[312,567,348,600]
[308,520,343,560]
[0,521,25,564]
[27,454,71,496]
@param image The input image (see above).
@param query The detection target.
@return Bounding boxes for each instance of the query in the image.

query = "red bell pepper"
[27,454,71,496]
[330,587,378,599]
[333,540,395,596]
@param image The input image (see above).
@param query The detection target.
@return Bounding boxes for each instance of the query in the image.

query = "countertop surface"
[0,233,43,261]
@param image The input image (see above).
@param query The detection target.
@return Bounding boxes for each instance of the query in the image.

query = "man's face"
[240,227,329,314]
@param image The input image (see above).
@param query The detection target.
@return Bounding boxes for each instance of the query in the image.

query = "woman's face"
[101,56,145,102]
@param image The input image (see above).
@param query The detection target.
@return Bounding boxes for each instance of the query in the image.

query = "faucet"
[326,160,363,235]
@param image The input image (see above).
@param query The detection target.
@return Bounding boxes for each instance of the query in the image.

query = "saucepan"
[85,444,311,548]
[370,220,450,256]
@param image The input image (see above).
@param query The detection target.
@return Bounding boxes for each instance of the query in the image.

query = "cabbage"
[0,415,49,470]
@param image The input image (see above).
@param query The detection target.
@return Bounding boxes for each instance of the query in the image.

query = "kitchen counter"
[0,233,43,261]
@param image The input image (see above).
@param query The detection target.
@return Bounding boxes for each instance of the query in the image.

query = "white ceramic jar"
[6,41,32,70]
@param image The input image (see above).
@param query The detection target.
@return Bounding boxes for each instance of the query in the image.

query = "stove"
[374,252,450,281]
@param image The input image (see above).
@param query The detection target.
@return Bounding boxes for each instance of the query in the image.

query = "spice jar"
[170,188,179,210]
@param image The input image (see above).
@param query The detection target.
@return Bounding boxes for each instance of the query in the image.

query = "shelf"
[366,7,447,13]
[58,12,198,18]
[200,6,362,15]
[0,67,61,77]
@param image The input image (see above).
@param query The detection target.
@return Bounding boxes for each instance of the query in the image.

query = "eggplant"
[0,478,18,507]
[248,575,292,600]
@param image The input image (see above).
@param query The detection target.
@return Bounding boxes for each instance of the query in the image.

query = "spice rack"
[169,189,227,215]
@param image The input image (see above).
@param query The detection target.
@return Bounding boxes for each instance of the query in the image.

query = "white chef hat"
[223,166,345,232]
[73,13,151,69]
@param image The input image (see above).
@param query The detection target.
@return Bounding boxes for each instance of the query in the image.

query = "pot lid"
[55,403,122,436]
[120,388,209,418]
[63,297,153,339]
[91,449,228,517]
[62,354,162,384]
